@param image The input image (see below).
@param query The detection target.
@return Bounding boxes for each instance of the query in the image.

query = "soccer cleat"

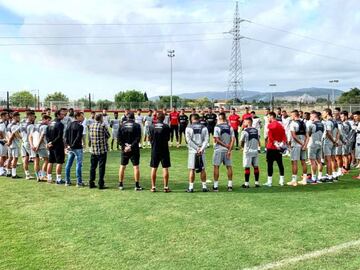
[150,187,157,192]
[298,180,307,186]
[163,187,171,193]
[89,184,97,189]
[65,182,72,187]
[56,179,65,185]
[279,181,284,187]
[242,184,250,189]
[25,175,34,180]
[227,186,233,192]
[11,175,22,179]
[287,181,297,187]
[98,186,108,190]
[202,187,209,192]
[118,183,124,190]
[6,173,11,178]
[186,188,194,193]
[255,183,261,188]
[134,186,143,191]
[76,182,84,187]
[212,186,219,192]
[263,182,272,187]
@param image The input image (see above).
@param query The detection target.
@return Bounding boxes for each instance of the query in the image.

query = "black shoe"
[227,186,233,192]
[255,184,261,188]
[242,184,250,188]
[134,186,143,191]
[6,174,11,178]
[186,188,194,193]
[213,186,219,192]
[89,184,97,189]
[202,187,209,192]
[12,175,22,179]
[99,186,108,190]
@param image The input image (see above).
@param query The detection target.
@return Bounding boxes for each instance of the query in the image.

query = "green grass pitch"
[1,143,360,269]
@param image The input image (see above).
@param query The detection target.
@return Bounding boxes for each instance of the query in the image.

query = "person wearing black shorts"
[178,109,188,145]
[46,109,66,184]
[205,107,217,136]
[149,112,171,192]
[118,112,142,191]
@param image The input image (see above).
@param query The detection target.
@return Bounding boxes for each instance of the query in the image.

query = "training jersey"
[228,114,240,132]
[110,118,121,134]
[164,114,170,125]
[31,123,48,149]
[169,111,180,126]
[205,113,217,128]
[323,119,337,145]
[102,114,110,127]
[144,115,153,127]
[185,123,209,154]
[117,120,141,150]
[307,121,324,147]
[263,114,270,138]
[149,121,170,153]
[240,127,260,156]
[46,119,65,148]
[178,114,189,127]
[349,121,358,144]
[87,117,96,128]
[121,114,128,124]
[213,123,234,153]
[20,121,34,147]
[62,116,73,135]
[0,121,7,141]
[199,115,207,127]
[289,119,307,147]
[135,114,144,126]
[152,113,157,124]
[252,116,262,133]
[7,121,21,149]
[266,120,287,150]
[341,120,352,145]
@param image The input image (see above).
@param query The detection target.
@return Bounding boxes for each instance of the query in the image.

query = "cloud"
[0,0,359,99]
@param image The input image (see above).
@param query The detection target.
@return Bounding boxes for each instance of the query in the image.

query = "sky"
[0,0,359,101]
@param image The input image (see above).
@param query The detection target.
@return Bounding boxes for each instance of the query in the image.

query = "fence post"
[6,91,9,110]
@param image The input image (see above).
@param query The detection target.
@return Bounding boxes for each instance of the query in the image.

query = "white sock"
[6,168,11,174]
[267,176,273,184]
[12,168,16,177]
[292,175,297,182]
[312,174,317,181]
[214,181,219,188]
[279,176,284,183]
[332,172,337,179]
[337,168,342,176]
[318,172,323,179]
[25,170,30,176]
[47,174,52,181]
[56,174,62,181]
[302,174,307,181]
[255,181,259,185]
[244,182,249,186]
[189,183,194,190]
[202,182,207,189]
[0,166,3,172]
[228,180,233,187]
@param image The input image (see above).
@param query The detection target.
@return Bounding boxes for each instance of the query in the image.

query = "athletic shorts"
[355,142,360,159]
[0,144,8,157]
[188,152,205,170]
[49,147,65,164]
[144,125,151,136]
[207,126,215,135]
[121,149,140,166]
[243,154,259,168]
[8,147,20,158]
[323,143,335,157]
[150,150,171,168]
[31,148,49,159]
[179,125,187,134]
[335,145,344,156]
[112,130,119,139]
[342,144,351,155]
[213,151,232,166]
[290,147,307,161]
[308,146,322,160]
[21,144,31,157]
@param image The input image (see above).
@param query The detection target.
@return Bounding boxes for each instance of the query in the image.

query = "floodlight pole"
[168,50,175,109]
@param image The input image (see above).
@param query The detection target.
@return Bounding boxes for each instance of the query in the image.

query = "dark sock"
[245,168,250,183]
[135,181,140,188]
[254,167,260,182]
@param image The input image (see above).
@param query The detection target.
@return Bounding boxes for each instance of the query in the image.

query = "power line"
[242,35,360,65]
[0,37,231,46]
[0,20,232,26]
[246,19,360,53]
[0,32,225,39]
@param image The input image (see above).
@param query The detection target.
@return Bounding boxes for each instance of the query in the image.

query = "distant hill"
[150,87,342,102]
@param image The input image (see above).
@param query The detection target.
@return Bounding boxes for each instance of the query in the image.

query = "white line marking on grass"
[243,239,360,270]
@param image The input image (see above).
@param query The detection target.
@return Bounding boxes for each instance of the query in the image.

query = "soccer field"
[0,146,360,270]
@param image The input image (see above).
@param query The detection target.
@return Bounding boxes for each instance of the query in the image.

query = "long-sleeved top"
[117,120,141,150]
[65,121,84,149]
[185,122,209,153]
[266,120,287,150]
[89,122,110,155]
[46,119,64,148]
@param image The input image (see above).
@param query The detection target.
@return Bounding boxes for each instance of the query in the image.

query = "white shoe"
[26,175,34,180]
[287,181,298,187]
[263,182,272,187]
[279,181,284,186]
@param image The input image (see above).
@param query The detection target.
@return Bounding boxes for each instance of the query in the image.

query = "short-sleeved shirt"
[205,113,217,127]
[185,123,209,153]
[87,118,95,128]
[179,114,189,127]
[31,123,48,149]
[110,118,121,132]
[0,121,7,139]
[20,121,34,145]
[169,111,180,126]
[308,121,324,147]
[7,122,21,149]
[199,115,207,127]
[214,123,234,152]
[135,114,144,126]
[149,122,170,153]
[252,116,262,133]
[289,120,306,147]
[228,114,240,131]
[323,119,335,145]
[240,127,259,156]
[144,115,153,126]
[341,120,352,143]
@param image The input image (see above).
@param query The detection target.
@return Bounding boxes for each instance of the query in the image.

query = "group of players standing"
[0,105,359,192]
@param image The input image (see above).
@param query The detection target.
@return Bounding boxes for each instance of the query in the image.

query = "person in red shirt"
[152,110,158,124]
[241,106,252,128]
[264,112,287,187]
[228,108,240,149]
[169,107,180,147]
